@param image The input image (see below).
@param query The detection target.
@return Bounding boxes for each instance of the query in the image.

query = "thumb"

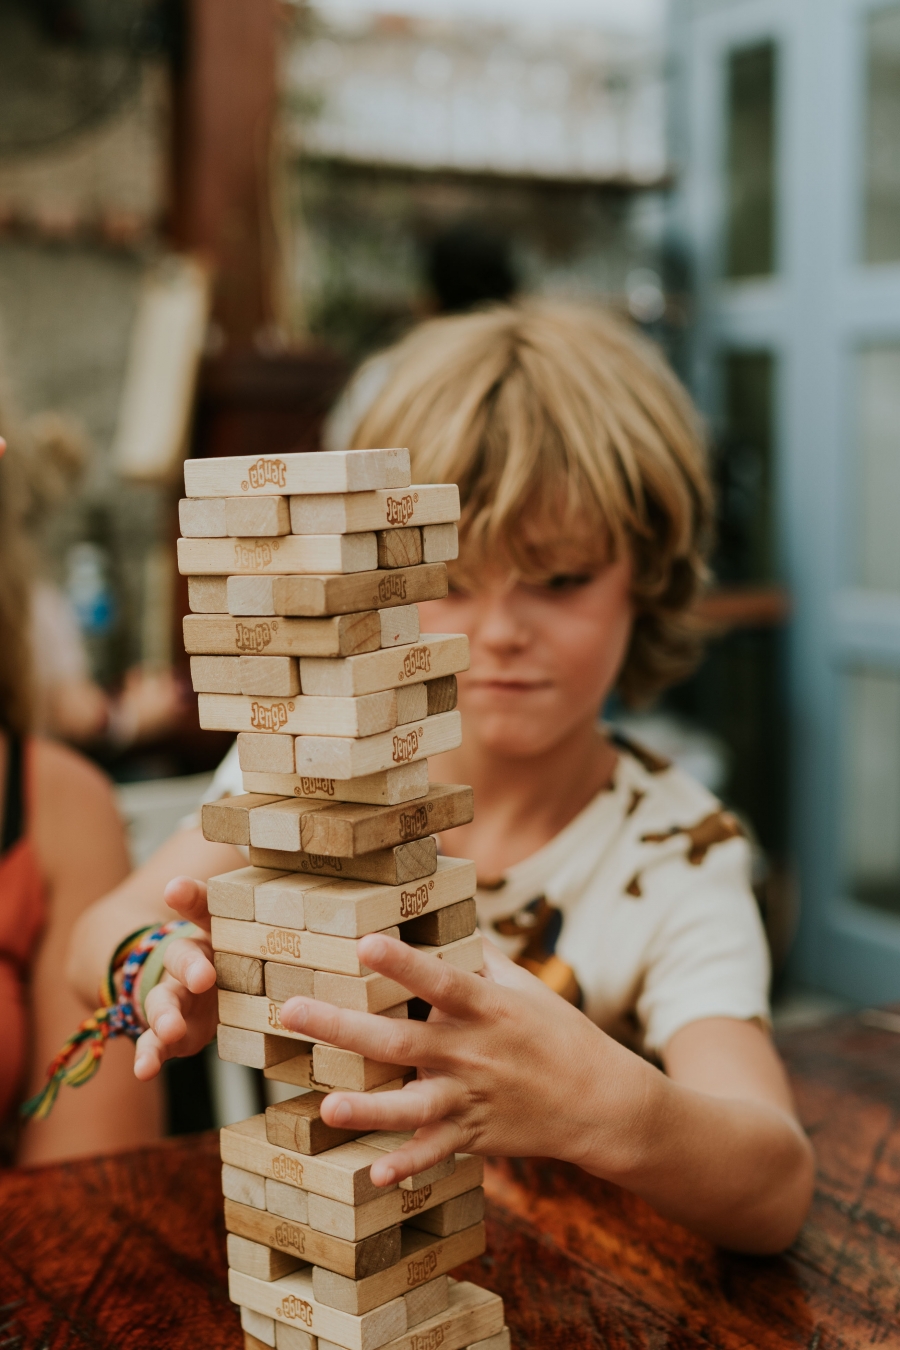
[163,876,212,931]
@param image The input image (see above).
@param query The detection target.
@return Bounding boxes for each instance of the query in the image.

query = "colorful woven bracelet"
[21,919,201,1121]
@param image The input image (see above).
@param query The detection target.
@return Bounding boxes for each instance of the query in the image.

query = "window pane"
[843,669,900,915]
[856,345,900,591]
[864,5,900,264]
[725,42,777,279]
[715,351,776,582]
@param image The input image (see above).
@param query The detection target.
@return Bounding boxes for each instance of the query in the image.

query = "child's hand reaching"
[132,877,219,1080]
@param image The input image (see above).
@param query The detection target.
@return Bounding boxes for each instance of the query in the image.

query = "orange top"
[0,737,47,1128]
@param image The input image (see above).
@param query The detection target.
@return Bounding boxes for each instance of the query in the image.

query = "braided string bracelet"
[21,919,203,1121]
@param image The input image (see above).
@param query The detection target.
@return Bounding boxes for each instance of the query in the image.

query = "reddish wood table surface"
[2,1013,900,1349]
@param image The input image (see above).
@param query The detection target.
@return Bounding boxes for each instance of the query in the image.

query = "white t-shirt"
[201,736,770,1057]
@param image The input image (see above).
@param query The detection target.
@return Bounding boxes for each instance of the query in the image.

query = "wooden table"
[2,1013,900,1348]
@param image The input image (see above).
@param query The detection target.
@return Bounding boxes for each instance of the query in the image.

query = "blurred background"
[3,0,899,1113]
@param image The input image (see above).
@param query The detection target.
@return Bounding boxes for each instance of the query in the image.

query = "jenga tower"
[178,448,509,1350]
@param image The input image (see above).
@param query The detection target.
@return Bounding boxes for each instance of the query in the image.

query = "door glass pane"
[725,41,777,279]
[843,669,900,914]
[856,345,900,591]
[864,4,900,264]
[716,350,775,582]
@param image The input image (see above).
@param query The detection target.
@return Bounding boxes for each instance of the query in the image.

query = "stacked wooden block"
[178,448,508,1350]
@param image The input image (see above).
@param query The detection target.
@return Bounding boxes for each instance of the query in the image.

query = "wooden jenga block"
[248,838,439,888]
[266,1177,309,1223]
[265,1059,408,1094]
[184,448,410,497]
[241,1305,276,1347]
[425,675,457,715]
[188,575,228,612]
[211,917,401,976]
[376,528,422,569]
[204,802,287,851]
[217,1025,301,1070]
[274,1323,316,1350]
[265,963,315,1001]
[362,1133,456,1190]
[297,784,472,857]
[422,524,458,563]
[217,952,266,996]
[225,1198,403,1280]
[227,1266,407,1350]
[466,1328,510,1350]
[240,656,301,697]
[245,1330,273,1350]
[209,865,291,917]
[265,1093,365,1156]
[405,1189,484,1237]
[223,1163,268,1210]
[201,692,399,740]
[227,1232,304,1281]
[312,1046,409,1093]
[218,991,407,1050]
[238,734,299,775]
[395,682,428,724]
[185,612,382,658]
[311,1223,486,1315]
[313,931,482,1013]
[225,496,291,537]
[178,534,378,577]
[231,564,447,618]
[399,898,476,947]
[191,654,243,693]
[378,605,420,649]
[306,1157,484,1242]
[242,761,429,807]
[404,1276,450,1328]
[289,485,459,536]
[299,635,469,698]
[180,497,227,537]
[292,711,462,779]
[255,874,320,927]
[411,932,483,970]
[220,1116,395,1204]
[314,1281,503,1350]
[301,855,476,939]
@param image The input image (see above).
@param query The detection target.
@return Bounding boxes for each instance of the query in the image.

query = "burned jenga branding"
[250,700,292,731]
[278,1295,313,1325]
[407,1250,439,1285]
[401,1184,432,1213]
[392,727,423,763]
[233,540,279,569]
[385,492,417,526]
[267,1001,283,1029]
[411,1329,446,1350]
[400,879,433,918]
[378,573,408,602]
[271,1154,304,1186]
[243,458,287,492]
[235,621,274,653]
[400,646,431,680]
[301,853,342,873]
[399,802,432,840]
[274,1223,305,1254]
[296,777,335,797]
[264,930,304,959]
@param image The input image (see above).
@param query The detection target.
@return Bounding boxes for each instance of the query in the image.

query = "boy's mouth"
[467,677,553,693]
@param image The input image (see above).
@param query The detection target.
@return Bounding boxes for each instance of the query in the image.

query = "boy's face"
[418,546,634,759]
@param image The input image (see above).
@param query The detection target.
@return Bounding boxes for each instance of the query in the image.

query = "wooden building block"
[245,1331,273,1350]
[254,874,320,928]
[242,1306,276,1347]
[184,448,411,497]
[265,1177,309,1224]
[226,495,291,537]
[299,636,469,698]
[312,1046,409,1092]
[274,1323,315,1350]
[211,917,401,976]
[301,855,476,939]
[377,528,422,570]
[238,734,299,775]
[424,675,457,716]
[223,1162,268,1210]
[312,932,482,1014]
[409,932,484,971]
[292,711,462,780]
[313,1282,504,1350]
[395,683,428,725]
[269,564,447,618]
[422,524,458,563]
[226,1198,402,1280]
[311,1223,486,1315]
[218,991,405,1047]
[378,606,420,649]
[204,800,286,850]
[400,898,477,947]
[306,1156,484,1242]
[298,784,473,858]
[405,1188,484,1237]
[240,656,300,697]
[248,838,439,888]
[466,1328,510,1350]
[265,963,315,1002]
[179,496,226,536]
[177,534,378,577]
[207,692,400,742]
[220,1116,395,1205]
[216,952,266,996]
[265,1092,365,1156]
[217,1024,301,1071]
[185,612,381,658]
[208,865,290,917]
[188,575,228,612]
[227,1233,304,1282]
[362,1133,456,1191]
[227,1266,408,1350]
[404,1276,450,1328]
[289,485,459,536]
[191,654,242,693]
[264,1060,408,1094]
[242,761,429,807]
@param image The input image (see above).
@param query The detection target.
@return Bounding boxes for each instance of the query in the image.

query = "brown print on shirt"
[624,809,745,898]
[492,896,582,1007]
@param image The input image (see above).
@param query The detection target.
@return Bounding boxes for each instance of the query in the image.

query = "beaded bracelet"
[21,919,202,1121]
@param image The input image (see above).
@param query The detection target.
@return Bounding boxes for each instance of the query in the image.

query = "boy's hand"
[280,935,622,1188]
[133,877,219,1080]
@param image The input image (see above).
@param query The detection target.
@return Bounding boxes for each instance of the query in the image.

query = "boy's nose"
[473,588,531,651]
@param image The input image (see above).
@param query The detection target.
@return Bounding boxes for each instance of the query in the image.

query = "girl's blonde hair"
[350,302,713,705]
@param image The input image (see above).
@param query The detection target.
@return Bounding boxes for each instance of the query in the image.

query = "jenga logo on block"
[275,1223,305,1254]
[399,803,431,840]
[298,777,335,796]
[407,1250,439,1286]
[400,647,431,680]
[400,880,432,918]
[236,622,273,654]
[401,1184,432,1213]
[385,493,416,526]
[392,728,422,763]
[272,1153,304,1185]
[301,853,341,873]
[234,540,277,569]
[278,1296,313,1326]
[378,573,407,603]
[243,458,287,492]
[267,1002,283,1029]
[411,1329,446,1350]
[266,930,303,959]
[250,701,292,731]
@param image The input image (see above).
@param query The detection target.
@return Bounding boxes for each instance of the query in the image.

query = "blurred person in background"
[0,436,163,1164]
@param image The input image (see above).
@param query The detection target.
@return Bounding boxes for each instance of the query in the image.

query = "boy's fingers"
[367,1120,466,1188]
[162,937,217,994]
[133,1027,166,1080]
[144,977,190,1044]
[319,1077,461,1134]
[163,876,212,931]
[355,934,486,1017]
[281,996,442,1068]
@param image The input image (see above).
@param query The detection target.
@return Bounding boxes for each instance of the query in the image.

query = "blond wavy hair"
[350,303,713,706]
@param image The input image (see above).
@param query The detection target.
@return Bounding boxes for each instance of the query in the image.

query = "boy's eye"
[543,573,593,592]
